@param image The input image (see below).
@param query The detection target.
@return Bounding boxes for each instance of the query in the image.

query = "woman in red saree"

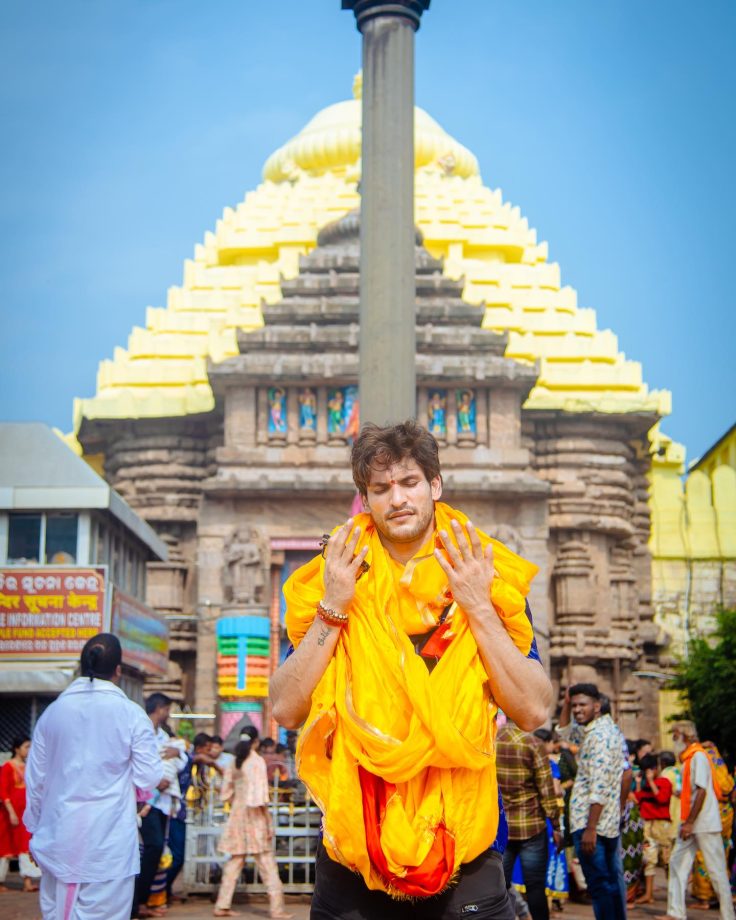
[0,735,37,893]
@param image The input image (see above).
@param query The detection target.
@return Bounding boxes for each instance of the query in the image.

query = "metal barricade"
[182,780,320,895]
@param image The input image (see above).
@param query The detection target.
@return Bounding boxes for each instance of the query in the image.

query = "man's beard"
[372,502,435,545]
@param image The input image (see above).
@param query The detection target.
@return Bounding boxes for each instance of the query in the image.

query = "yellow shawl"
[283,501,537,897]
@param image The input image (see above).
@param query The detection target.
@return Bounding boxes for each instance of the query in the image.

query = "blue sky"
[1,0,734,463]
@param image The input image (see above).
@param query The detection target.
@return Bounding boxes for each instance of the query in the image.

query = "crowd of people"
[6,663,736,919]
[496,683,736,920]
[130,701,295,918]
[7,633,297,919]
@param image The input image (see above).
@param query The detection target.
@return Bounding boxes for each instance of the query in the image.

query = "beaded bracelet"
[317,601,349,628]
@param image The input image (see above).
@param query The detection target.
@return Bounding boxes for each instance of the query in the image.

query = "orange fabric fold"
[359,767,456,898]
[681,742,719,822]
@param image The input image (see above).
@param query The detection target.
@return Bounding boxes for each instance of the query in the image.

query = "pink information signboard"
[0,567,107,659]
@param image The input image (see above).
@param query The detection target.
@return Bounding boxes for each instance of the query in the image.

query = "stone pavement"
[0,869,717,920]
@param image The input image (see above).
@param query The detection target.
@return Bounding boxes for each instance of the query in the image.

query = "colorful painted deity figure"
[428,390,447,437]
[343,386,360,443]
[268,387,287,435]
[327,389,345,435]
[456,389,476,436]
[298,387,317,430]
[327,387,360,442]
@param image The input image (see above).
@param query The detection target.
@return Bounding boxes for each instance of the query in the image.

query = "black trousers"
[132,806,167,916]
[311,841,515,920]
[501,829,549,920]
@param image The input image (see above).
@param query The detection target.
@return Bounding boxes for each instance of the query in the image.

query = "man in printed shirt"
[496,722,562,920]
[558,683,626,920]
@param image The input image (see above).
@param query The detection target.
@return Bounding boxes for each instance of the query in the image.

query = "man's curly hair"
[351,420,441,496]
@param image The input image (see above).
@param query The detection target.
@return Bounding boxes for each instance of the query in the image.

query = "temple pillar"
[344,0,430,424]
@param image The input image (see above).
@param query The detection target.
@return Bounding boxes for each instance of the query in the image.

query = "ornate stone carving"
[488,524,523,557]
[222,527,266,605]
[97,423,215,523]
[609,542,637,632]
[552,539,594,627]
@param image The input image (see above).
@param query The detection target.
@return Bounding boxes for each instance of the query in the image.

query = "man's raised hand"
[322,519,369,613]
[434,519,494,619]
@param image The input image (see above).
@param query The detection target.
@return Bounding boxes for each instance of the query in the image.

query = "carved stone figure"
[488,524,523,557]
[222,527,265,605]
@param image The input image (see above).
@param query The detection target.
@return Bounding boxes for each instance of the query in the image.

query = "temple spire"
[343,0,430,426]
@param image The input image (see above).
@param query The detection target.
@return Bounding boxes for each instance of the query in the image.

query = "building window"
[7,513,42,563]
[6,512,79,565]
[45,514,78,564]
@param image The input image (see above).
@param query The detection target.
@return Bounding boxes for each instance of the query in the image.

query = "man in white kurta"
[24,634,162,920]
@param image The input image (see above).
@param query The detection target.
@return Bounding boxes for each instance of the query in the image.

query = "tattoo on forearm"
[317,624,331,647]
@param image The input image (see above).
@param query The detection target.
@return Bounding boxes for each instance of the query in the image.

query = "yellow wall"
[650,425,736,658]
[658,687,685,750]
[691,424,736,479]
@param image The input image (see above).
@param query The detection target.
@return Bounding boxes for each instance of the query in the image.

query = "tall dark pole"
[343,1,430,426]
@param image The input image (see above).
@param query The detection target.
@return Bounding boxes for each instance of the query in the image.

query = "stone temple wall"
[529,415,660,740]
